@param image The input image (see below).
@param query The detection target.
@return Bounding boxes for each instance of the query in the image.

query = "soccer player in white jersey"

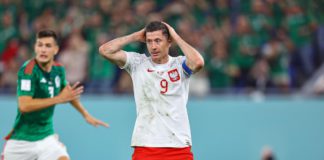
[99,21,204,160]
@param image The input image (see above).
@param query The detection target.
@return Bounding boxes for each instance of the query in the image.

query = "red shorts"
[132,146,194,160]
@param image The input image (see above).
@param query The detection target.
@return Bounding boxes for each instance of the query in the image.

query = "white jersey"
[121,51,192,147]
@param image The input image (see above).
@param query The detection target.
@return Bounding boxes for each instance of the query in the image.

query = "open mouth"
[40,55,47,58]
[40,55,48,59]
[151,52,159,57]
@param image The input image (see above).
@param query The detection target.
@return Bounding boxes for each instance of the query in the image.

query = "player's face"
[34,37,58,64]
[146,30,171,64]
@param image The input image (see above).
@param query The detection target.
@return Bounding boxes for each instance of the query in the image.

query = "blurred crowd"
[0,0,324,95]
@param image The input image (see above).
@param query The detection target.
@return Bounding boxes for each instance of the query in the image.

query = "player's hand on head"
[133,28,146,43]
[85,115,109,128]
[161,21,177,38]
[58,81,84,103]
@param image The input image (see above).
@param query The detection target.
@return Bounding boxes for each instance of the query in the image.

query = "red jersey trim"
[53,61,63,66]
[24,59,36,75]
[4,129,13,140]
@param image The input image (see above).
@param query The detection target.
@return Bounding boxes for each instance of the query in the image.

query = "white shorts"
[1,134,69,160]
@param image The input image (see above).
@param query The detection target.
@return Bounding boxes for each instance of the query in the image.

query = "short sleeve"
[177,56,191,79]
[17,72,36,97]
[60,67,68,90]
[120,51,147,74]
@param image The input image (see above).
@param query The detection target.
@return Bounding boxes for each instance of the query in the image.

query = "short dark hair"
[36,30,59,45]
[145,21,170,40]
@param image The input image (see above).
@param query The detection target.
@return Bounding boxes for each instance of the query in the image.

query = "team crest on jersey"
[55,76,61,88]
[168,69,180,82]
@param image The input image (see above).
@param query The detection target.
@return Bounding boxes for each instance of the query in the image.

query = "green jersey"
[7,59,67,141]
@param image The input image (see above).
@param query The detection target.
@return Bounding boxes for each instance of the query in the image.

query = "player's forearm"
[18,96,63,113]
[99,34,137,56]
[70,99,90,118]
[173,35,204,72]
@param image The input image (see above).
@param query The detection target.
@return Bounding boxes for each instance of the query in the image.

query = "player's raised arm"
[162,22,204,73]
[98,29,145,67]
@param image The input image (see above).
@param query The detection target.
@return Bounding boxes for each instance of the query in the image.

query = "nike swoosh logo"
[147,69,155,72]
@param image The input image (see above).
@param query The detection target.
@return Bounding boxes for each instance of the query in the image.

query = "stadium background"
[1,0,324,159]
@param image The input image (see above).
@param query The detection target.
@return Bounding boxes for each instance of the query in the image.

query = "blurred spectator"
[229,15,261,89]
[316,25,324,66]
[250,58,271,92]
[260,31,291,92]
[206,41,238,91]
[283,4,317,85]
[211,0,231,27]
[84,22,116,93]
[33,8,57,32]
[16,44,32,64]
[58,31,89,84]
[59,6,85,38]
[1,39,19,65]
[0,11,17,54]
[249,0,274,43]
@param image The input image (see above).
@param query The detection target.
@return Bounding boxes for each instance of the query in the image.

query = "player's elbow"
[99,45,114,57]
[98,45,106,56]
[197,58,205,69]
[192,58,204,72]
[18,96,34,113]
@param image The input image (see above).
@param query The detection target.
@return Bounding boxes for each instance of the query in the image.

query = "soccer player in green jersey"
[1,30,108,160]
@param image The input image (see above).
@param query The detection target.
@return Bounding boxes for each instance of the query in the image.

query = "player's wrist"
[130,32,143,42]
[171,34,181,42]
[53,95,64,104]
[128,34,138,42]
[83,111,91,119]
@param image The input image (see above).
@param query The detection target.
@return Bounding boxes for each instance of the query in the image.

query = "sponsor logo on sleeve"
[21,79,31,91]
